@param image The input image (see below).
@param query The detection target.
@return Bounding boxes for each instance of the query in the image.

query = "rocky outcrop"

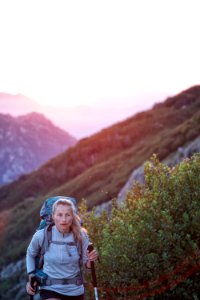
[0,259,25,280]
[117,136,200,204]
[0,112,77,184]
[0,258,41,300]
[95,135,200,215]
[117,135,200,205]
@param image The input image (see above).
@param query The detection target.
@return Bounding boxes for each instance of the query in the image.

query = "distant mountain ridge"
[0,93,40,115]
[0,112,77,184]
[0,91,167,138]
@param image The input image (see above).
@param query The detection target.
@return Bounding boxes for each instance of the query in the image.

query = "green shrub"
[82,153,200,299]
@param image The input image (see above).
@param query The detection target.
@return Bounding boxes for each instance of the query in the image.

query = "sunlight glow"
[0,0,199,107]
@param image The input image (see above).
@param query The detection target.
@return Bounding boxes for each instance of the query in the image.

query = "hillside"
[0,112,77,184]
[0,85,199,212]
[0,85,199,261]
[0,85,200,299]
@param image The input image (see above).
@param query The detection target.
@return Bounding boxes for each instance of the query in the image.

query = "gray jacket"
[26,225,90,296]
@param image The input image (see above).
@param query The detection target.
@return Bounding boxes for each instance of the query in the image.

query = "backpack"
[34,196,83,286]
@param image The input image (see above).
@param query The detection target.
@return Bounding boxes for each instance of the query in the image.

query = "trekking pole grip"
[87,242,97,287]
[29,274,36,300]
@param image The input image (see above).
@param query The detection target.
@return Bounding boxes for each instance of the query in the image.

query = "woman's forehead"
[55,204,72,212]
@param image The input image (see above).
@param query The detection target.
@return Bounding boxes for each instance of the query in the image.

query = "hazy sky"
[0,0,199,108]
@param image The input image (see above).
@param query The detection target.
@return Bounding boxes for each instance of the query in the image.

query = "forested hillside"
[0,85,200,299]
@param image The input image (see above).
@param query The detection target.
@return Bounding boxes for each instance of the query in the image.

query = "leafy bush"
[82,153,200,299]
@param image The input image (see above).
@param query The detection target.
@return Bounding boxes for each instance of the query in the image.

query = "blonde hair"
[52,198,82,242]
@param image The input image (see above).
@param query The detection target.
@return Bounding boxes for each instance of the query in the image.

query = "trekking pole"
[29,274,36,300]
[88,242,99,300]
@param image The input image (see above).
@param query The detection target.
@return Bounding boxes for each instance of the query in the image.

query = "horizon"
[0,87,175,140]
[0,1,200,110]
[0,85,195,139]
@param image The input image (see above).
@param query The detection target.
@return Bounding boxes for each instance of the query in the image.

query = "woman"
[26,198,98,300]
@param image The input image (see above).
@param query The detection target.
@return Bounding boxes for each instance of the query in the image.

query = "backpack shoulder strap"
[37,224,53,269]
[75,233,83,267]
[42,224,53,254]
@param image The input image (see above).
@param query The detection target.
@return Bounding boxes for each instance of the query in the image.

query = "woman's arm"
[26,229,44,274]
[26,230,44,295]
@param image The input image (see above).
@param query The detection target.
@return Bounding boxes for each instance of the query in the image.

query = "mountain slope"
[0,112,77,184]
[0,85,199,211]
[0,85,200,268]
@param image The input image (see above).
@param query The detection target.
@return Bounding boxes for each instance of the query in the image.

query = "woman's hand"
[86,249,98,268]
[26,280,37,295]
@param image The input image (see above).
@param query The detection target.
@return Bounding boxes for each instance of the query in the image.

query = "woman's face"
[53,204,73,233]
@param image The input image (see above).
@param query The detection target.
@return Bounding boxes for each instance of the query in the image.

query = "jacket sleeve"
[26,229,44,274]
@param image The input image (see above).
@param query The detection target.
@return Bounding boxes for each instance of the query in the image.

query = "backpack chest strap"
[50,240,78,256]
[39,226,82,266]
[51,241,76,246]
